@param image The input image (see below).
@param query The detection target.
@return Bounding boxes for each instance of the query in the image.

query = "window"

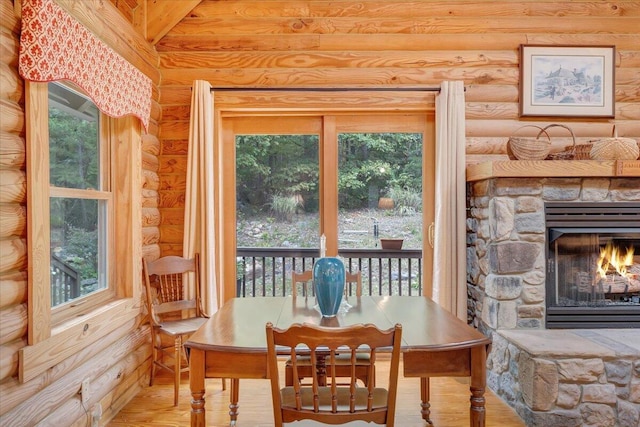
[48,82,114,318]
[22,80,141,382]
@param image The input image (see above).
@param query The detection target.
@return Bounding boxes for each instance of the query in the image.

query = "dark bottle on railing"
[373,219,379,247]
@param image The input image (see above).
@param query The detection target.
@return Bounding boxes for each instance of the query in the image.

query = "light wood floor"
[108,359,525,427]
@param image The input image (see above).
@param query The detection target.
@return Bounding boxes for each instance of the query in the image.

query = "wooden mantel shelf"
[466,160,640,182]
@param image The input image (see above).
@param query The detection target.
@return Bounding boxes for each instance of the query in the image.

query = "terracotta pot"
[378,197,394,210]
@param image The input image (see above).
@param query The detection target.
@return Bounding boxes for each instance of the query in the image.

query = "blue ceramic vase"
[313,257,345,317]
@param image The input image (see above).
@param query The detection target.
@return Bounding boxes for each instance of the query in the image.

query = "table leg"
[229,378,240,426]
[189,349,206,427]
[469,345,488,427]
[419,377,433,425]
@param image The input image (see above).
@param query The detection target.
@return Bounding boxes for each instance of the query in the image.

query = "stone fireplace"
[466,161,640,426]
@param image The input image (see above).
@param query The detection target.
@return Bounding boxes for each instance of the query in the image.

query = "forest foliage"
[236,132,423,217]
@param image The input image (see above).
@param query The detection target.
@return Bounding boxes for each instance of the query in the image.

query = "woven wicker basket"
[544,124,577,160]
[590,126,640,160]
[507,125,551,160]
[573,144,593,160]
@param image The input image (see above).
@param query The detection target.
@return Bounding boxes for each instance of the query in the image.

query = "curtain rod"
[209,87,444,92]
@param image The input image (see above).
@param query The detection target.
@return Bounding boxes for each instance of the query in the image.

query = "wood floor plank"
[108,358,525,427]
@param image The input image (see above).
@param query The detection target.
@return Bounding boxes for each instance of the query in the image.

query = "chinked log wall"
[155,0,640,255]
[0,0,161,425]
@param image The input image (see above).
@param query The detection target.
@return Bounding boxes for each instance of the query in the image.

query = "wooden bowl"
[380,239,403,250]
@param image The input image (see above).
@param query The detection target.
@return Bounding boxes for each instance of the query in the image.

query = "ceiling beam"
[146,0,202,45]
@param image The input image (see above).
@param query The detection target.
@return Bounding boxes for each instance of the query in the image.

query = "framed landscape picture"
[519,45,615,118]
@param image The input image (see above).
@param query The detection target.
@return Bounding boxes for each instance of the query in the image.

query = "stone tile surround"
[466,174,640,426]
[488,330,640,427]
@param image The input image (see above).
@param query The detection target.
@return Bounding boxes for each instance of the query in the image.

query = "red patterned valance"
[19,0,151,131]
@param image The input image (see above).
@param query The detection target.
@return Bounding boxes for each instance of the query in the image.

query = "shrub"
[270,193,303,221]
[387,187,422,214]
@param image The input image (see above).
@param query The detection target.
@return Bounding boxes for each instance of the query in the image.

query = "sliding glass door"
[221,112,434,298]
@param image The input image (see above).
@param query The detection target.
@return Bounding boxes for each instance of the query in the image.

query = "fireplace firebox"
[545,202,640,328]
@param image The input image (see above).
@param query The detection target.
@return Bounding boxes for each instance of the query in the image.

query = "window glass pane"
[236,134,319,248]
[48,82,107,308]
[338,132,423,296]
[50,198,107,307]
[338,133,423,250]
[235,134,319,297]
[48,82,100,189]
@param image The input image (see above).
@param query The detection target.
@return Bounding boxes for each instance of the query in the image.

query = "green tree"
[338,133,422,209]
[236,134,319,214]
[235,132,421,214]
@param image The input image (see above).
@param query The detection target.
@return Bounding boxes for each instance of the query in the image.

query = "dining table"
[184,295,491,427]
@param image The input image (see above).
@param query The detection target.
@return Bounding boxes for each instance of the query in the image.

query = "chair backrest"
[266,322,402,427]
[143,254,203,324]
[291,270,313,297]
[345,271,362,297]
[292,270,362,298]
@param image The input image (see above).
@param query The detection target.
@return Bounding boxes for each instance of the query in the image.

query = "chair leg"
[221,378,226,390]
[173,336,181,406]
[149,334,157,386]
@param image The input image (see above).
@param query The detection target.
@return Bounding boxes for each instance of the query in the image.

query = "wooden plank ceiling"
[108,0,202,44]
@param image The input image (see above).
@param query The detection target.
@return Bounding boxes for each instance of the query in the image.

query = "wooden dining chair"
[346,270,363,297]
[291,270,313,297]
[287,270,373,387]
[266,322,402,427]
[143,254,225,406]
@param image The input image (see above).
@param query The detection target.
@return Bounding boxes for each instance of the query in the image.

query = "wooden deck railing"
[236,247,423,297]
[50,254,80,306]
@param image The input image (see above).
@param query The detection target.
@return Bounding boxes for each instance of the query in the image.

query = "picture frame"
[519,45,615,118]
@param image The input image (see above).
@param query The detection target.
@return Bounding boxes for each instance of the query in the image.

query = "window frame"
[216,99,436,304]
[21,81,141,383]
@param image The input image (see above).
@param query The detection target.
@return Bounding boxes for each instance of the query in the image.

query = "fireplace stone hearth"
[466,162,640,426]
[488,329,640,427]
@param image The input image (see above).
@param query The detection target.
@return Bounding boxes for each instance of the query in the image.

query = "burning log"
[600,273,640,294]
[595,243,639,293]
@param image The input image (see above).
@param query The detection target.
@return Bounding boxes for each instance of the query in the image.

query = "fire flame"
[596,242,635,280]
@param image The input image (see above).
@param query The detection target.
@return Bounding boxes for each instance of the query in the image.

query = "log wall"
[2,0,639,423]
[0,0,160,424]
[155,0,640,255]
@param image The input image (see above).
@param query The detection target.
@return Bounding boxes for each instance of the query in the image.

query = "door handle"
[428,222,434,249]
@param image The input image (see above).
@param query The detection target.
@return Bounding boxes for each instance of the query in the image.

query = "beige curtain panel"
[184,80,220,314]
[433,81,467,321]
